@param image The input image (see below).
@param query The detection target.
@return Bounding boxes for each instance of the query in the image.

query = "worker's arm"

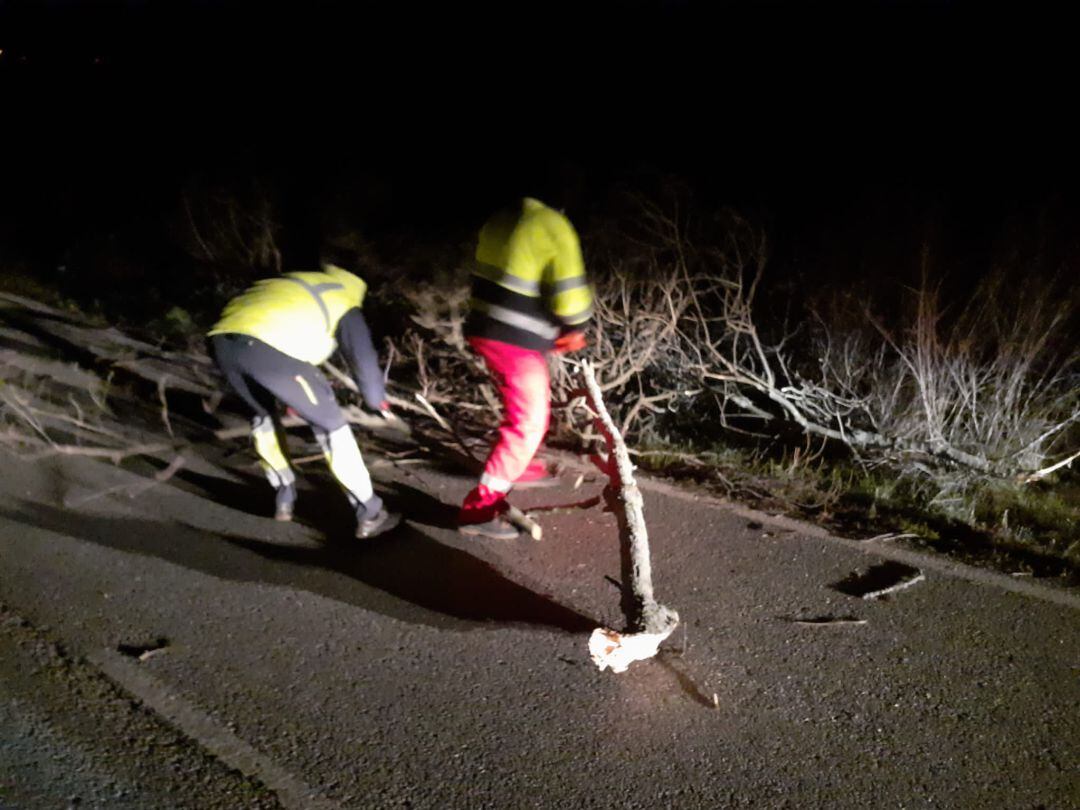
[335,308,388,411]
[546,213,594,329]
[544,211,592,353]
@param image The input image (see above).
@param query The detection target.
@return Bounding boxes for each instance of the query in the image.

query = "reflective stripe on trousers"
[251,415,296,488]
[314,424,375,507]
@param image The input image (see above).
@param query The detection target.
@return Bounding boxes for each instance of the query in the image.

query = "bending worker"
[208,262,397,539]
[458,197,593,540]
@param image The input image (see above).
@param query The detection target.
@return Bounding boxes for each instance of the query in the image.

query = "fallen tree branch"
[65,454,186,507]
[580,359,679,673]
[322,361,413,436]
[28,441,175,464]
[1019,448,1080,484]
[212,406,391,441]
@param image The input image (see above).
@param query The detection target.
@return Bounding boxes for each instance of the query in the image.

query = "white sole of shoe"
[357,511,401,539]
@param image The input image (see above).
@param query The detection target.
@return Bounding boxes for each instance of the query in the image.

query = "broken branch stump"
[580,360,679,672]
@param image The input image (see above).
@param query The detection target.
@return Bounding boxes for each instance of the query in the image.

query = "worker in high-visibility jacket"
[208,263,398,538]
[458,197,593,539]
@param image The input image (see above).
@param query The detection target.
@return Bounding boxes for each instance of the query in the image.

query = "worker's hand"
[377,400,410,434]
[361,398,390,415]
[553,330,587,354]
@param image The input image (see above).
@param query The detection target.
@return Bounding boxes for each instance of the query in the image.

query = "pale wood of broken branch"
[580,359,679,637]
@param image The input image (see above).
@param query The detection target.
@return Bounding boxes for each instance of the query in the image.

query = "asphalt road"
[0,602,282,810]
[1,437,1078,809]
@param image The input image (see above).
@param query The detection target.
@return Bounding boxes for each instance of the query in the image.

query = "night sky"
[2,1,1076,286]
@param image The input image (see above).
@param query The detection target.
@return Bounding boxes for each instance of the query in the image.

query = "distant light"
[0,49,5,58]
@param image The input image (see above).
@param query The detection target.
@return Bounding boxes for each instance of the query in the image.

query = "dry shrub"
[392,188,1079,509]
[177,178,282,277]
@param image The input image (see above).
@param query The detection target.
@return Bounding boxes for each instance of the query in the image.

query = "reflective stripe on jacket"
[465,197,593,351]
[207,265,368,364]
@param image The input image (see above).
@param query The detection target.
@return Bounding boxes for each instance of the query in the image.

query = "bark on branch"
[581,359,679,636]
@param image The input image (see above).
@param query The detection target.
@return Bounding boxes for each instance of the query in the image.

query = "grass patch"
[630,435,1080,586]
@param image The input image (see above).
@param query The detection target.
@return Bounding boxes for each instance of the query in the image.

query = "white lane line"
[87,649,341,810]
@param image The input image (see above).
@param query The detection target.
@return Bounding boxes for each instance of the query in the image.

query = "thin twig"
[1019,449,1080,484]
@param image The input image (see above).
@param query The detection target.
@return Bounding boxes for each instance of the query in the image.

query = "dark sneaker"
[356,508,400,539]
[458,518,521,541]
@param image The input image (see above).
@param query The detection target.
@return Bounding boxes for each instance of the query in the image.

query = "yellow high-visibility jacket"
[208,265,367,364]
[466,197,593,351]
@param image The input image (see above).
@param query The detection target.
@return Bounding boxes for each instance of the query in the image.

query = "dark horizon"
[2,0,1077,288]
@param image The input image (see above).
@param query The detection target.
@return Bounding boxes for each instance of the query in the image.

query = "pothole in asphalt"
[117,636,170,661]
[830,561,925,600]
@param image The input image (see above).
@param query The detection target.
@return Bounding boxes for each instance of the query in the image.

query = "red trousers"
[458,337,550,524]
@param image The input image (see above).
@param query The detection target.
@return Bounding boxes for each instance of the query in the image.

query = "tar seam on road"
[87,648,341,810]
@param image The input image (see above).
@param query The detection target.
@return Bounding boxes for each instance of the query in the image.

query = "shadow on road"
[1,498,595,635]
[172,464,464,534]
[172,467,468,535]
[173,465,358,535]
